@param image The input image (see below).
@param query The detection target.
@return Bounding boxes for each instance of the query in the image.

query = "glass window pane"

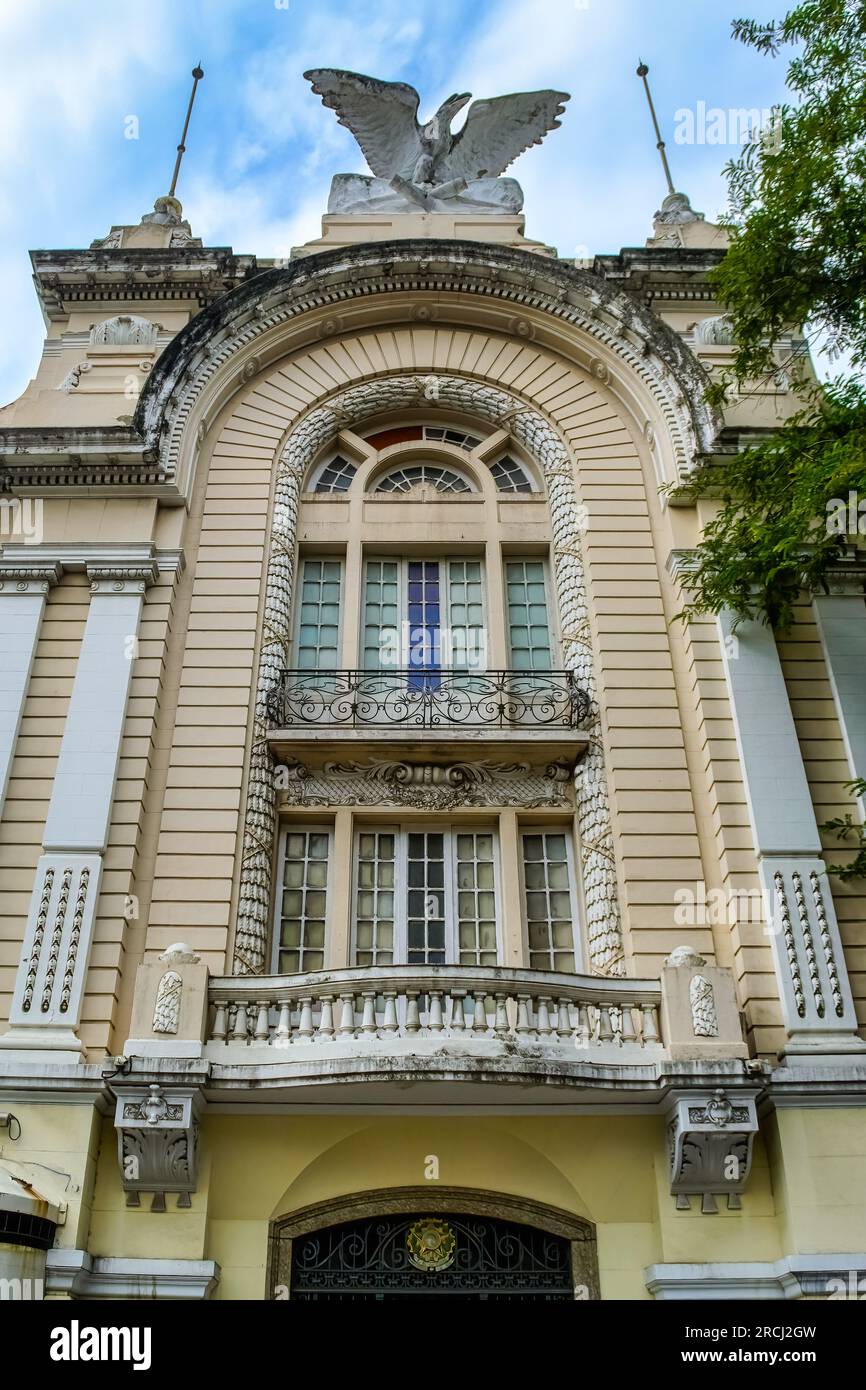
[353,829,396,966]
[522,832,577,971]
[277,829,331,973]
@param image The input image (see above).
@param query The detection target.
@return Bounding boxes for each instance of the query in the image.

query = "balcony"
[205,965,664,1091]
[266,669,591,762]
[125,956,751,1110]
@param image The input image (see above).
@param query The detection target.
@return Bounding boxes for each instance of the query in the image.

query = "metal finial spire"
[636,60,675,196]
[168,64,205,199]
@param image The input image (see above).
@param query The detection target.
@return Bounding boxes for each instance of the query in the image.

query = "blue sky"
[0,0,793,408]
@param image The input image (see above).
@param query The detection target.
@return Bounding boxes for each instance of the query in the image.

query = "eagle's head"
[436,91,472,128]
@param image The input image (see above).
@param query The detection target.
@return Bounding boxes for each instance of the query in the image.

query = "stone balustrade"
[205,965,663,1058]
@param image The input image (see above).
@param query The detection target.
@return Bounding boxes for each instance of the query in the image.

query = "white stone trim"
[0,564,155,1056]
[759,857,862,1049]
[717,609,864,1055]
[45,1249,220,1299]
[0,563,60,818]
[0,541,184,575]
[813,592,866,818]
[717,611,820,855]
[0,853,102,1058]
[645,1254,866,1300]
[44,584,146,851]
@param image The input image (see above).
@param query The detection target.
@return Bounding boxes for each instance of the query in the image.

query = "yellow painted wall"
[65,1106,866,1299]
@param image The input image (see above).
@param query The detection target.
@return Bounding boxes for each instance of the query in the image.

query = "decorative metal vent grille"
[277,1212,576,1300]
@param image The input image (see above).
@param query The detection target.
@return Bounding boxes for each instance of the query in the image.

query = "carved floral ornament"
[233,371,625,979]
[276,756,576,811]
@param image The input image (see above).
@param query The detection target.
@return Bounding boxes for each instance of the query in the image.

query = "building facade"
[1,154,865,1302]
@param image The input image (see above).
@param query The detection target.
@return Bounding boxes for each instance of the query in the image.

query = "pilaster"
[812,564,866,817]
[0,562,61,815]
[0,559,157,1061]
[717,608,865,1060]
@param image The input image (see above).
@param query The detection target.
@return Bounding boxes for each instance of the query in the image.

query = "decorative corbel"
[114,1084,201,1212]
[667,1088,759,1213]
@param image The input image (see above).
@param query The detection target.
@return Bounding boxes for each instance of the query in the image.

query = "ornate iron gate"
[276,1212,576,1300]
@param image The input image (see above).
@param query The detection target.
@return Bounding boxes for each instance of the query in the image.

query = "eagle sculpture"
[304,69,570,214]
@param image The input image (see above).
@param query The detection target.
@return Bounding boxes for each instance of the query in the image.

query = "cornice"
[142,239,720,490]
[30,247,259,322]
[0,542,184,577]
[2,241,721,497]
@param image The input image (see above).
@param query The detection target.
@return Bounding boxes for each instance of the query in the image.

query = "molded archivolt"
[137,252,718,981]
[135,240,720,499]
[233,371,626,979]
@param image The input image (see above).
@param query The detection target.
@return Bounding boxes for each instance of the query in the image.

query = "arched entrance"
[268,1188,598,1301]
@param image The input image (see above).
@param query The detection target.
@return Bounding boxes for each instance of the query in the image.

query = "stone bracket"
[667,1088,759,1213]
[114,1084,201,1212]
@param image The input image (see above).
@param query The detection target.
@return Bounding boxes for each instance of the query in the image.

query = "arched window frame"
[303,419,543,498]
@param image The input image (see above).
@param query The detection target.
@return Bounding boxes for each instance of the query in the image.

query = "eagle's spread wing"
[304,69,422,180]
[446,90,570,181]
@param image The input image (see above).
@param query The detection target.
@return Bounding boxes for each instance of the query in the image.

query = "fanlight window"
[314,455,358,493]
[374,464,474,495]
[364,425,483,451]
[489,454,533,494]
[422,426,483,450]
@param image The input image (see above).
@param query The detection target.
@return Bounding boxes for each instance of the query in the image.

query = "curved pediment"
[133,239,721,501]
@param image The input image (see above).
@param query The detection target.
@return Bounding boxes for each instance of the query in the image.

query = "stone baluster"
[556,997,573,1039]
[641,1002,660,1046]
[254,1000,271,1043]
[317,995,335,1039]
[516,994,534,1037]
[471,992,488,1032]
[275,998,293,1045]
[296,997,314,1040]
[536,996,553,1036]
[337,993,356,1037]
[360,992,377,1034]
[405,992,421,1034]
[450,992,466,1033]
[428,992,444,1033]
[620,1003,637,1046]
[232,1000,249,1043]
[597,1004,615,1044]
[381,992,399,1034]
[211,1000,227,1043]
[575,1001,591,1048]
[493,994,509,1035]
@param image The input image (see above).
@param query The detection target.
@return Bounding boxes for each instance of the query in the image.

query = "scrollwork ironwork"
[266,668,590,731]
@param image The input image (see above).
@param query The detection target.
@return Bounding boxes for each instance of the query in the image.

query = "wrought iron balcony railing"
[266,669,591,731]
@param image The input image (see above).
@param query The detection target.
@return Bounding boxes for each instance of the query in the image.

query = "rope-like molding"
[232,373,625,978]
[137,242,719,493]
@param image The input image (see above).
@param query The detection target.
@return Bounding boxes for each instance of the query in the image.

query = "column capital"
[0,562,62,595]
[86,562,158,594]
